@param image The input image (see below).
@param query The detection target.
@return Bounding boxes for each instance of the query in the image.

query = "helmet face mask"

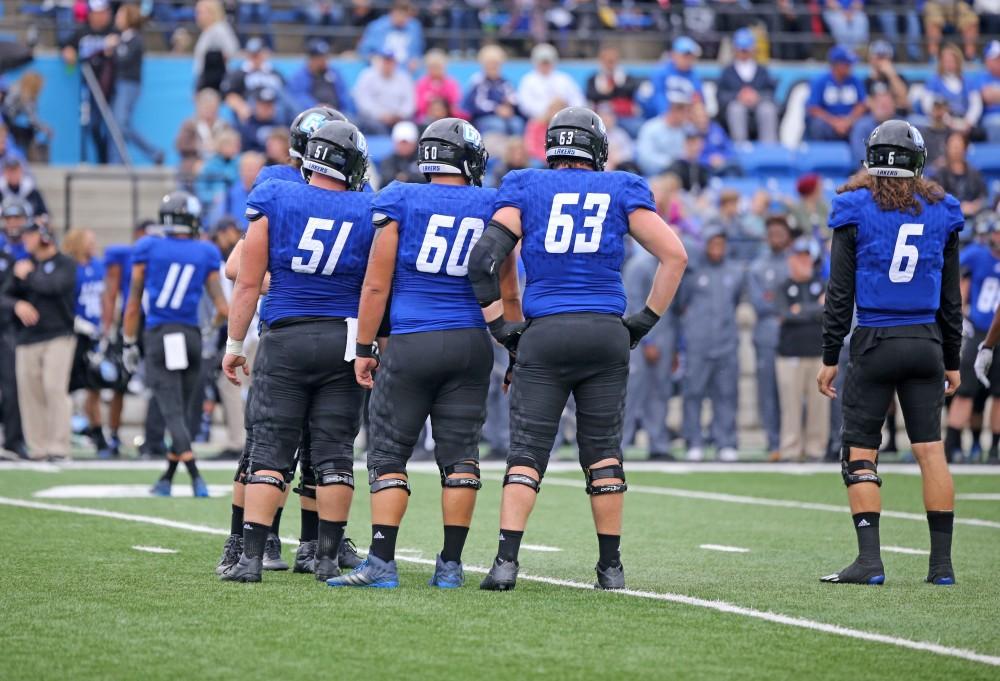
[418,118,488,186]
[545,106,609,171]
[865,119,926,178]
[289,107,347,159]
[158,191,202,236]
[301,121,369,191]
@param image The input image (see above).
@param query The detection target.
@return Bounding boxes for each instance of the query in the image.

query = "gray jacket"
[678,257,746,357]
[747,248,789,347]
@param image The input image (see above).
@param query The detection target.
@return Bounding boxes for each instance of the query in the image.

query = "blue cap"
[378,45,397,60]
[828,45,858,64]
[733,28,755,51]
[245,37,266,54]
[673,36,702,57]
[986,40,1000,61]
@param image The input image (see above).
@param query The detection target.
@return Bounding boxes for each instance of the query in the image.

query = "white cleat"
[717,447,739,462]
[685,447,704,462]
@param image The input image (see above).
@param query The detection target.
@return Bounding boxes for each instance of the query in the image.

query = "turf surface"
[1,464,998,680]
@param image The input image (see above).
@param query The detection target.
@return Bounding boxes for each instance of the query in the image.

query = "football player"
[219,121,373,583]
[327,118,518,589]
[950,216,1000,464]
[468,107,689,590]
[122,192,229,496]
[216,106,365,577]
[818,120,963,585]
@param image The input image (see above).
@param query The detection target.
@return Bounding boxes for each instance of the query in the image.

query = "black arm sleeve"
[937,230,963,371]
[467,220,519,308]
[822,227,857,366]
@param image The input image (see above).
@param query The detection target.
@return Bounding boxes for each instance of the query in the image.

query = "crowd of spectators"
[9,0,1000,461]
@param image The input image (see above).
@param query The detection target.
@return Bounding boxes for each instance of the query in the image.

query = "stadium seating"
[797,142,857,177]
[735,143,797,177]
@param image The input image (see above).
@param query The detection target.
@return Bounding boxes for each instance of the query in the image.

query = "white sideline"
[534,477,1000,530]
[956,493,1000,501]
[3,460,1000,475]
[1,495,998,668]
[132,545,178,554]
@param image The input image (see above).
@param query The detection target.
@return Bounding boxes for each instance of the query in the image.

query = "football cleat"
[717,447,739,462]
[314,556,341,582]
[293,540,317,574]
[926,564,956,586]
[326,554,399,589]
[262,534,288,571]
[820,558,885,585]
[988,447,999,465]
[479,557,519,591]
[219,553,262,583]
[428,554,464,589]
[215,534,243,575]
[192,476,210,498]
[150,478,171,497]
[595,562,625,590]
[685,447,703,462]
[338,537,364,570]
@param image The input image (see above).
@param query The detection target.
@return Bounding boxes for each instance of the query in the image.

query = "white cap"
[391,121,419,144]
[89,0,110,11]
[531,43,558,65]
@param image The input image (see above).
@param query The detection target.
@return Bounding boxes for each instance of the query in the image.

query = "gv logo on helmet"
[462,122,481,146]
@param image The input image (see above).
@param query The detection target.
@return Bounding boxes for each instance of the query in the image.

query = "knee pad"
[245,473,288,493]
[368,466,411,495]
[503,459,542,493]
[585,463,627,495]
[841,452,882,488]
[315,463,355,489]
[233,454,250,484]
[293,482,316,499]
[440,461,482,490]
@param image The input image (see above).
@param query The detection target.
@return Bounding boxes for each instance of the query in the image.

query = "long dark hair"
[837,169,946,215]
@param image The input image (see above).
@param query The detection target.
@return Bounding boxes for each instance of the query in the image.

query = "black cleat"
[820,558,885,585]
[338,537,363,570]
[595,562,625,590]
[293,540,317,573]
[215,534,243,575]
[262,534,289,571]
[988,447,999,465]
[926,563,956,586]
[479,558,519,591]
[314,556,341,582]
[220,553,262,582]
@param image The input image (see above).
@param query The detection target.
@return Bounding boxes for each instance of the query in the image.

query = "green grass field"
[1,462,998,680]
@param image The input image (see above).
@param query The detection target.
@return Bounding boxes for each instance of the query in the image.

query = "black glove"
[622,306,661,349]
[488,317,528,355]
[356,341,381,368]
[504,351,515,389]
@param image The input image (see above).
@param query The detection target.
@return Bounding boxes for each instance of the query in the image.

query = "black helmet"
[289,106,348,159]
[418,117,489,186]
[301,120,369,191]
[1,197,33,225]
[158,190,202,235]
[545,106,609,171]
[865,119,926,178]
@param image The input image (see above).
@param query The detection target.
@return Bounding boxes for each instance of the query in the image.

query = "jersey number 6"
[416,214,485,276]
[544,192,610,254]
[888,223,923,284]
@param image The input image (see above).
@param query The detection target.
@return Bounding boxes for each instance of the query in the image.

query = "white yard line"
[883,546,930,556]
[34,484,232,499]
[956,493,1000,501]
[520,544,562,552]
[4,460,1000,475]
[132,545,178,554]
[1,495,998,668]
[699,544,750,553]
[532,477,1000,530]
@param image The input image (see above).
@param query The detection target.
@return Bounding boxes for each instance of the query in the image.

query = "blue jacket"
[462,72,519,119]
[358,16,424,64]
[287,65,355,115]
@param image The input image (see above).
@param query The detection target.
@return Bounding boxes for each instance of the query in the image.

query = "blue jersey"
[2,236,27,261]
[104,243,133,312]
[960,243,1000,332]
[495,168,655,319]
[373,181,495,334]
[253,163,303,189]
[246,179,374,324]
[807,73,866,117]
[829,188,964,327]
[252,163,374,192]
[75,257,106,328]
[131,235,222,329]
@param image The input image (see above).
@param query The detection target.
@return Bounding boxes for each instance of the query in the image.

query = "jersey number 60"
[888,223,923,284]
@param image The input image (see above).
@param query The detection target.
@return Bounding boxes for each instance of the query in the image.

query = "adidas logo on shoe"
[857,519,870,528]
[373,531,385,540]
[499,533,506,540]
